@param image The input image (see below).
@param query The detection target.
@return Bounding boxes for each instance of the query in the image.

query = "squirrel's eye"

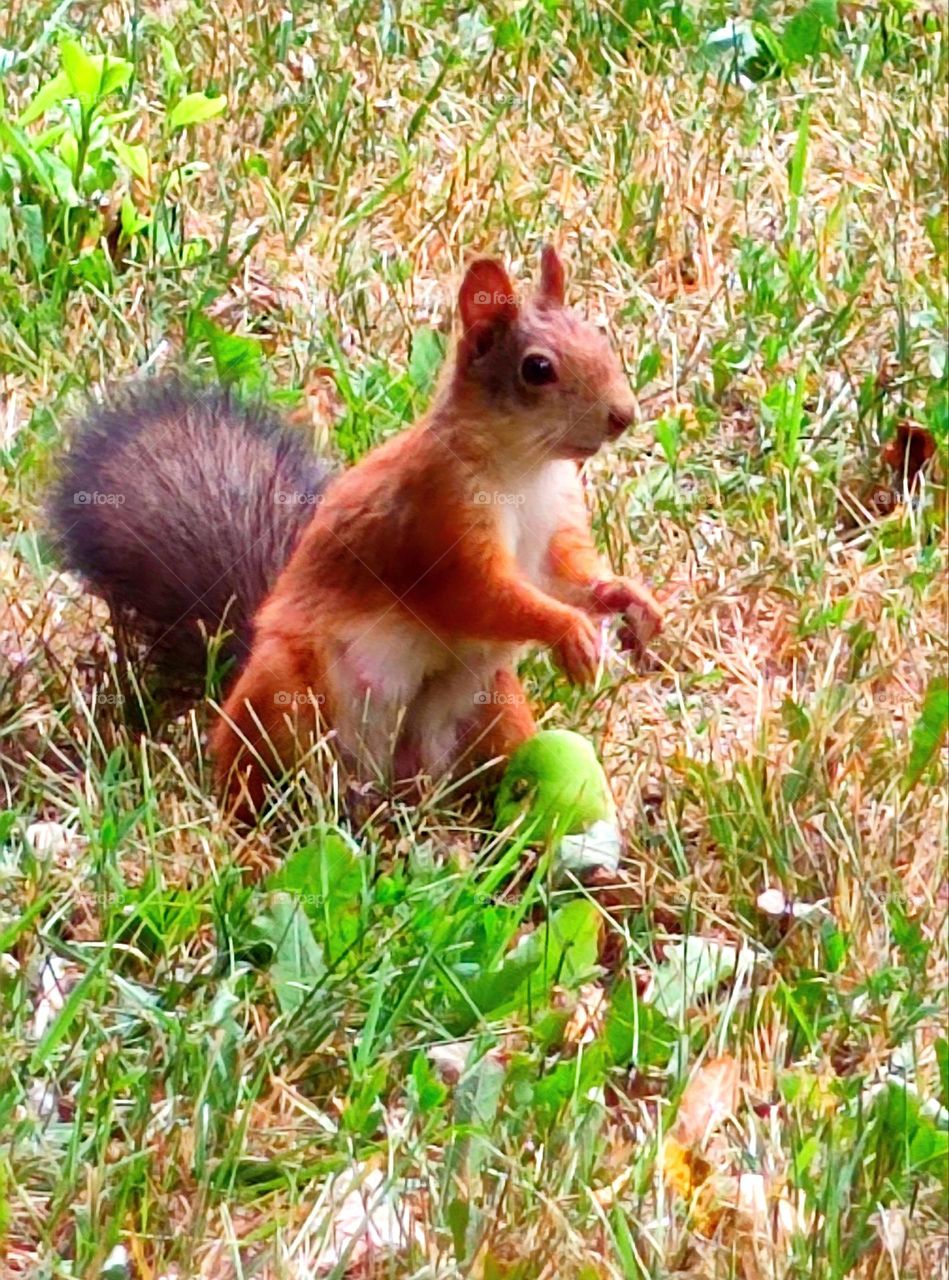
[520,354,557,387]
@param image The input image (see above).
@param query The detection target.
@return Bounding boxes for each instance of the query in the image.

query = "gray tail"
[49,378,330,689]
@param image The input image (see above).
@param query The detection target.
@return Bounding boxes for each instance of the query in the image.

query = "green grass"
[1,1,948,1276]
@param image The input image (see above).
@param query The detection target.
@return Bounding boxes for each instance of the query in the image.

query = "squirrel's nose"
[606,406,634,439]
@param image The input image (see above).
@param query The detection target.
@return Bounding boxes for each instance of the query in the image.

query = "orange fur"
[211,248,662,810]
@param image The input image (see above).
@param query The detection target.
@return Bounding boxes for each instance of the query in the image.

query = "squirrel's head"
[451,246,636,463]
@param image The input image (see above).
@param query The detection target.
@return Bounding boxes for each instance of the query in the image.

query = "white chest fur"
[498,460,576,585]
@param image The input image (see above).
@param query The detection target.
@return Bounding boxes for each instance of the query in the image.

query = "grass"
[1,1,948,1276]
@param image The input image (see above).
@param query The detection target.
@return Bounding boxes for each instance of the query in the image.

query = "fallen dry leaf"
[673,1054,740,1147]
[293,1164,423,1274]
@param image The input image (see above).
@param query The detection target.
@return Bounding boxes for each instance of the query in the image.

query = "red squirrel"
[52,248,662,814]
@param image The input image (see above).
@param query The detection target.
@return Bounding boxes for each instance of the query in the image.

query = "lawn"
[1,2,947,1277]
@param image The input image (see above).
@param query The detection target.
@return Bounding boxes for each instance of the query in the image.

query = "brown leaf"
[672,1054,740,1147]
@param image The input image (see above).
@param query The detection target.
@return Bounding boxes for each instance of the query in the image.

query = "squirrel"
[51,247,663,815]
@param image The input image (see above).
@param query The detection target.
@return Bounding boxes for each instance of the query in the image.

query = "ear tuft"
[458,258,518,334]
[537,245,566,308]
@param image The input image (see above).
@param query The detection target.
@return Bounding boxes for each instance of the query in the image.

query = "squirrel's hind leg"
[470,668,535,765]
[211,637,324,819]
[436,666,535,784]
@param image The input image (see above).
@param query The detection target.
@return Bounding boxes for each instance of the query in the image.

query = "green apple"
[494,729,616,843]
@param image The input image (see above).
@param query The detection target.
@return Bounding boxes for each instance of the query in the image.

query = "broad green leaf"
[533,1042,609,1113]
[120,193,149,238]
[409,1051,448,1114]
[168,92,227,130]
[61,38,102,106]
[113,137,149,181]
[258,893,326,1015]
[267,828,364,965]
[461,898,600,1022]
[903,675,949,794]
[446,1050,506,1261]
[193,313,264,387]
[18,71,72,125]
[159,35,184,94]
[341,1060,387,1135]
[99,59,133,96]
[604,982,676,1069]
[782,0,837,63]
[653,414,682,468]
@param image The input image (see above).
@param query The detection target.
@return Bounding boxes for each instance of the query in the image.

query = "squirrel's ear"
[458,259,518,334]
[537,245,566,308]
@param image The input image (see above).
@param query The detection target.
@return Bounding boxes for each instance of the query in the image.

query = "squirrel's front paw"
[592,577,663,657]
[555,613,601,685]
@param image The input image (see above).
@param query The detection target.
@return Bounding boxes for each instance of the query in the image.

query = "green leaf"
[789,105,811,201]
[461,898,600,1022]
[747,23,786,80]
[782,0,837,64]
[61,38,102,106]
[936,1038,949,1111]
[19,45,132,124]
[258,893,326,1015]
[603,982,676,1069]
[168,92,227,130]
[29,955,105,1071]
[113,137,149,181]
[193,314,264,387]
[533,1042,608,1114]
[653,414,682,468]
[159,36,184,94]
[446,1048,507,1260]
[636,342,661,390]
[120,193,149,239]
[267,828,364,965]
[16,204,46,272]
[0,891,51,952]
[408,326,445,393]
[903,675,949,794]
[18,71,72,125]
[341,1060,387,1135]
[873,1080,949,1192]
[99,59,133,96]
[409,1051,448,1114]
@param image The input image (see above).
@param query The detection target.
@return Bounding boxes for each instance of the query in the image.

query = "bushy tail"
[49,378,331,687]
